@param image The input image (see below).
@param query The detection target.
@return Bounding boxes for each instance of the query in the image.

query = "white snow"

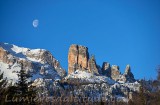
[11,45,29,54]
[29,49,44,54]
[32,78,45,87]
[0,61,21,83]
[0,42,45,63]
[70,70,93,78]
[116,95,128,102]
[120,81,140,92]
[26,57,42,62]
[66,70,115,84]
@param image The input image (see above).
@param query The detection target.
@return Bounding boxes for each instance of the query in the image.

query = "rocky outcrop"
[78,45,89,69]
[40,66,45,74]
[68,45,99,74]
[124,65,132,76]
[26,49,45,62]
[0,48,35,73]
[102,62,111,77]
[67,44,136,83]
[0,47,16,65]
[68,45,78,74]
[105,64,135,82]
[88,55,99,75]
[123,65,135,82]
[0,43,66,78]
[27,50,66,77]
[111,65,120,81]
[26,50,60,68]
[68,44,89,74]
[0,47,8,63]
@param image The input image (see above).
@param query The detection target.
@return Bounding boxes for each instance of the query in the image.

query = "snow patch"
[0,61,21,83]
[11,45,29,54]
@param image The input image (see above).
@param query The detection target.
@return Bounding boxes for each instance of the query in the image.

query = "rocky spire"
[111,65,120,80]
[88,55,99,75]
[102,62,111,77]
[68,44,99,74]
[68,44,89,74]
[123,64,135,82]
[124,65,131,74]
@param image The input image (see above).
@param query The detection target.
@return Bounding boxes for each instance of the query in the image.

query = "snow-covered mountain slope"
[65,69,140,100]
[0,61,20,82]
[66,70,115,84]
[0,42,66,85]
[62,70,140,103]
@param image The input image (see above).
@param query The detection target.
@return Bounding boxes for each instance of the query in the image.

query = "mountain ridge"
[68,44,135,83]
[0,42,66,84]
[0,42,136,83]
[0,42,140,102]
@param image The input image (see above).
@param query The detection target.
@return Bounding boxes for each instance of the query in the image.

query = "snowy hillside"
[0,42,66,86]
[66,70,115,84]
[1,42,51,63]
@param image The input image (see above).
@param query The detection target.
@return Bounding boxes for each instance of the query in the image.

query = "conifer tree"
[139,81,146,105]
[18,62,37,105]
[0,71,7,105]
[7,62,37,105]
[0,71,7,94]
[16,63,32,96]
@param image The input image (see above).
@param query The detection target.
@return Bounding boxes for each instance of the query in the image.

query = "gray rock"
[88,55,99,75]
[111,65,120,81]
[102,62,111,77]
[123,65,135,82]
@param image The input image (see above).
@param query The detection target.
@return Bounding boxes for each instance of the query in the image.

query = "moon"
[32,19,39,28]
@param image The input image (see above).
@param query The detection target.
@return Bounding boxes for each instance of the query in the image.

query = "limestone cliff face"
[0,43,66,78]
[26,49,58,67]
[0,47,15,65]
[102,62,111,77]
[106,64,135,82]
[111,65,120,80]
[88,55,99,75]
[68,44,100,74]
[68,44,89,74]
[123,65,135,82]
[68,44,135,82]
[68,45,78,74]
[78,45,89,69]
[0,47,8,63]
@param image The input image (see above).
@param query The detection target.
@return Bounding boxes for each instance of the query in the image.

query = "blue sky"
[0,0,160,79]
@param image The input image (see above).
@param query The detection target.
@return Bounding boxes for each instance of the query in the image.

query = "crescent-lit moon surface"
[32,19,39,28]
